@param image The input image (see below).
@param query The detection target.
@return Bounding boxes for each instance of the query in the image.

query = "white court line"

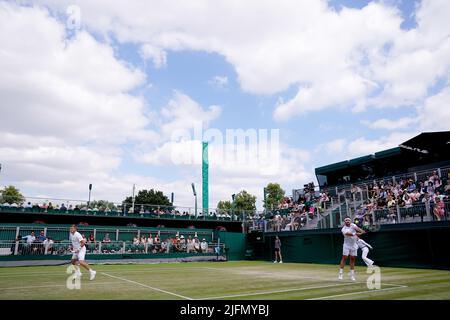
[0,267,215,277]
[102,272,193,300]
[0,266,412,289]
[199,283,351,300]
[201,266,409,288]
[308,285,409,300]
[0,282,122,291]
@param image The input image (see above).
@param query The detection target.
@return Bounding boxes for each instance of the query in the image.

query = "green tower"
[202,141,209,215]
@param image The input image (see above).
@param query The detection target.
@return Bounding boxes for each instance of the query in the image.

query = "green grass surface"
[0,261,449,300]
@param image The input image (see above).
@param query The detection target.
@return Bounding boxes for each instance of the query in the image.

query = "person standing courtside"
[274,236,283,263]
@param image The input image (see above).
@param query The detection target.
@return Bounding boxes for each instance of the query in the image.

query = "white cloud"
[416,85,450,131]
[361,117,418,130]
[0,3,151,145]
[0,3,159,204]
[27,1,400,115]
[346,132,413,158]
[26,0,449,122]
[315,132,419,164]
[139,44,167,68]
[315,139,347,155]
[160,91,222,138]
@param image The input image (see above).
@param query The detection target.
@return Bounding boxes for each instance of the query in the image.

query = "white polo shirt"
[341,223,358,248]
[69,231,83,250]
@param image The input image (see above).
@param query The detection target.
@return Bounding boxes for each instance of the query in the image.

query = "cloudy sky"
[0,0,449,209]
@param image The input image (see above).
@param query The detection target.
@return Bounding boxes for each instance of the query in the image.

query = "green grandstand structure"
[315,131,450,192]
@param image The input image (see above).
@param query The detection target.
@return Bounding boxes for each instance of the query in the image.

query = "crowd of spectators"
[266,184,329,232]
[129,234,210,254]
[351,171,449,225]
[11,230,55,255]
[258,171,450,232]
[8,228,211,256]
[0,201,238,221]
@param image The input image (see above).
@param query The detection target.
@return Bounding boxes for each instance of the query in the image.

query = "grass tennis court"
[0,261,449,300]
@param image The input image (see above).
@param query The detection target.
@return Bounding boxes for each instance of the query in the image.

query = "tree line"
[1,182,287,214]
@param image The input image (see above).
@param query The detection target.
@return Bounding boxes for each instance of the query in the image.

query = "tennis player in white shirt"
[356,236,374,266]
[69,225,96,280]
[338,217,365,281]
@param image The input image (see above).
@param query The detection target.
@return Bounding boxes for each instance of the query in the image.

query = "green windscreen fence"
[259,222,450,270]
[217,231,246,261]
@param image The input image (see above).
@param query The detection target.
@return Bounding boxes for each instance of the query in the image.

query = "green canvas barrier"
[258,221,450,270]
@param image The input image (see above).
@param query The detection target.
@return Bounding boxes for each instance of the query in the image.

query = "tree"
[89,200,116,210]
[263,183,285,210]
[123,189,171,207]
[234,190,256,212]
[0,185,25,204]
[217,200,232,213]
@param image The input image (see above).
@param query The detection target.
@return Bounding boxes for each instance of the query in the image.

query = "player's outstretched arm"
[345,232,354,236]
[355,226,365,234]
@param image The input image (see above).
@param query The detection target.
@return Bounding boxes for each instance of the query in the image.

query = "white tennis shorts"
[342,244,358,257]
[71,246,86,261]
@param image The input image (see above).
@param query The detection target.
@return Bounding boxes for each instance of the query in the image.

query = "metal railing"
[246,200,450,233]
[0,198,253,222]
[319,166,450,197]
[0,239,224,257]
[0,225,215,247]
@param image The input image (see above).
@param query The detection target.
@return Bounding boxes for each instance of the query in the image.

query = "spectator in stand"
[172,236,180,252]
[133,236,140,245]
[186,236,194,253]
[103,233,111,243]
[37,230,46,242]
[434,178,443,192]
[43,237,54,254]
[445,180,450,195]
[153,236,160,252]
[22,231,36,255]
[161,239,168,253]
[24,231,36,244]
[403,194,413,209]
[435,191,446,202]
[362,215,371,231]
[410,189,421,202]
[24,202,32,209]
[179,235,186,251]
[407,179,416,193]
[200,239,208,253]
[430,171,440,184]
[193,237,200,252]
[86,233,95,252]
[426,181,435,195]
[434,197,445,221]
[148,234,154,246]
[418,181,426,195]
